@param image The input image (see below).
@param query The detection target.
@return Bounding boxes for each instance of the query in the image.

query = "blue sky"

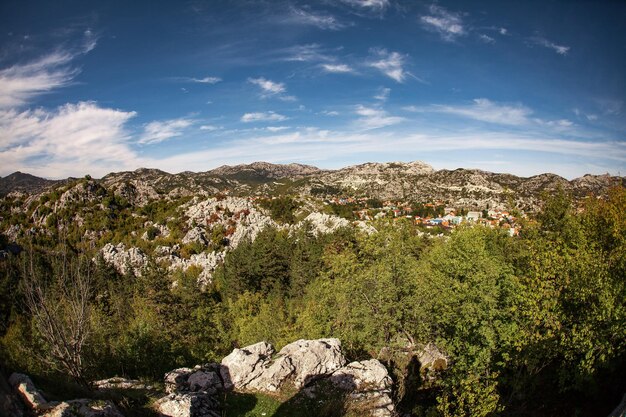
[0,0,624,179]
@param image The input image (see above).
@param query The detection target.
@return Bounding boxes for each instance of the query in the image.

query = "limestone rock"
[92,377,152,390]
[329,360,394,417]
[165,366,222,395]
[298,213,350,236]
[266,338,346,390]
[182,227,207,246]
[43,400,124,417]
[417,343,448,372]
[99,243,147,276]
[220,341,274,390]
[154,392,220,417]
[8,373,50,411]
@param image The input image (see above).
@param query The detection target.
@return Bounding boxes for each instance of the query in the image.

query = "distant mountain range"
[2,162,623,210]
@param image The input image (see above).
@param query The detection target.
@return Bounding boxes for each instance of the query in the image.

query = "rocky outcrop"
[99,243,148,276]
[164,365,223,395]
[154,393,220,417]
[92,377,152,391]
[8,373,124,417]
[221,339,346,392]
[182,227,208,246]
[329,360,394,417]
[220,341,275,391]
[298,212,350,236]
[156,338,394,417]
[9,373,51,411]
[43,400,123,417]
[156,365,224,417]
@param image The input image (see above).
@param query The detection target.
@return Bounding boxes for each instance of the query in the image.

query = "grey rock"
[43,399,124,417]
[330,360,394,417]
[8,373,51,411]
[164,366,222,395]
[154,392,220,417]
[220,341,274,390]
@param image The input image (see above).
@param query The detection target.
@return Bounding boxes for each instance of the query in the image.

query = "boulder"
[329,360,394,417]
[154,392,220,417]
[220,341,274,390]
[165,365,222,395]
[417,343,448,372]
[92,377,152,391]
[8,372,51,411]
[261,338,346,391]
[43,400,123,417]
[182,227,208,246]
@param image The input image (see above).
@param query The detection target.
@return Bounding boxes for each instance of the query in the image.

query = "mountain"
[3,162,624,211]
[208,162,323,182]
[0,172,58,196]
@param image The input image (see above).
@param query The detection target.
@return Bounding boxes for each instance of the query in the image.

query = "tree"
[22,250,93,387]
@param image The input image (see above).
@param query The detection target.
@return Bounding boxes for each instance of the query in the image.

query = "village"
[324,196,522,236]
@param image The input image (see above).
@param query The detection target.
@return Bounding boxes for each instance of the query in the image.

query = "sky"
[0,0,625,179]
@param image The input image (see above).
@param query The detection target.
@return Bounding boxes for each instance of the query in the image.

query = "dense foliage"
[0,187,624,416]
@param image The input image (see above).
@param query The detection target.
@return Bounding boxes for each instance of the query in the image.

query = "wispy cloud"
[287,7,346,30]
[340,0,389,11]
[241,111,288,123]
[531,36,570,55]
[139,118,194,144]
[249,77,285,95]
[248,77,295,101]
[321,63,355,74]
[420,5,466,41]
[190,76,222,84]
[479,34,495,44]
[200,124,221,131]
[0,51,77,109]
[0,101,140,178]
[368,48,409,83]
[281,44,334,62]
[409,98,533,125]
[374,87,390,101]
[355,105,405,129]
[266,126,290,132]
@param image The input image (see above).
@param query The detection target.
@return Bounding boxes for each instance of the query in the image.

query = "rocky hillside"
[2,161,623,213]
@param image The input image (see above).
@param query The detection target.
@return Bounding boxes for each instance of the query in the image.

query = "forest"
[0,186,625,416]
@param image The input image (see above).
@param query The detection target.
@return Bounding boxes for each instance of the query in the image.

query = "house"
[466,211,482,221]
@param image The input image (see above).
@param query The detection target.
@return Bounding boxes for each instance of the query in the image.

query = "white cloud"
[0,101,140,178]
[479,34,495,44]
[322,110,340,116]
[266,126,290,132]
[368,48,409,83]
[374,87,391,101]
[200,125,221,131]
[340,0,389,10]
[191,76,222,84]
[499,27,508,35]
[241,111,288,123]
[532,37,570,55]
[420,5,465,41]
[414,98,533,125]
[248,77,286,95]
[0,52,76,109]
[280,44,335,63]
[355,105,405,129]
[321,63,354,73]
[287,8,346,30]
[139,118,193,144]
[248,77,295,101]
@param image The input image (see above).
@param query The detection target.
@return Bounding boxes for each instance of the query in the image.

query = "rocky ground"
[4,338,448,417]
